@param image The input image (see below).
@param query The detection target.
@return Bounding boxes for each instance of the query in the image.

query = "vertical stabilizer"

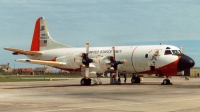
[30,17,72,51]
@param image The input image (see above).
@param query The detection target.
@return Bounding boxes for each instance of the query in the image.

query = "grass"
[0,77,50,82]
[0,70,83,82]
[0,75,74,82]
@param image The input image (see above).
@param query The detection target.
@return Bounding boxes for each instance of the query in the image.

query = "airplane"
[4,17,195,85]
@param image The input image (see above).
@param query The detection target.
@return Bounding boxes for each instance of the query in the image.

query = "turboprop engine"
[55,54,83,69]
[92,55,127,74]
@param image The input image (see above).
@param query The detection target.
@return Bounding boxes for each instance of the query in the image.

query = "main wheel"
[80,78,85,85]
[80,78,91,85]
[131,77,141,83]
[131,77,136,83]
[136,77,141,83]
[118,78,121,83]
[87,79,91,85]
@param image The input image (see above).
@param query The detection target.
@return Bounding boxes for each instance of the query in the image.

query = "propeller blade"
[84,42,91,79]
[85,67,89,79]
[115,69,119,81]
[118,59,127,64]
[86,42,89,54]
[112,46,115,60]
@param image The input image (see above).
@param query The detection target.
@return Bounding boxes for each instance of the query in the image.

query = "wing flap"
[4,48,42,55]
[15,59,66,66]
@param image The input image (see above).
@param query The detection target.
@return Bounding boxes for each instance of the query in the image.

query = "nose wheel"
[161,78,172,85]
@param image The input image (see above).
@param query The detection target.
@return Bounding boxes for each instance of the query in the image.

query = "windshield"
[172,50,182,55]
[164,50,172,55]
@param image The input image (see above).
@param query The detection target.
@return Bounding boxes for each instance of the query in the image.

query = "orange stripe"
[30,18,40,51]
[136,56,181,76]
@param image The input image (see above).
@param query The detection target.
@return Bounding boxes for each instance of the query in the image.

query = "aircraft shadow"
[3,83,164,89]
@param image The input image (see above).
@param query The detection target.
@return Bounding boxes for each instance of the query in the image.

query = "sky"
[0,0,200,69]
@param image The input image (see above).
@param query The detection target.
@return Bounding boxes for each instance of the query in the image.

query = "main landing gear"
[131,76,141,83]
[161,76,172,85]
[110,77,121,84]
[80,78,91,85]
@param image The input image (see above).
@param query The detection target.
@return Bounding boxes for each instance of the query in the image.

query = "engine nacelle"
[56,54,82,69]
[92,56,127,74]
[91,56,112,74]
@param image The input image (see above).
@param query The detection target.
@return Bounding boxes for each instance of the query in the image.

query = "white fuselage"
[27,45,181,76]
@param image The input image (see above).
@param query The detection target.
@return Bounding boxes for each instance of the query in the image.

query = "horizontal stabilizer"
[4,48,42,55]
[15,59,66,66]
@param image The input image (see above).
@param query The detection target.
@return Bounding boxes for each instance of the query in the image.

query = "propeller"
[82,42,93,79]
[109,46,125,81]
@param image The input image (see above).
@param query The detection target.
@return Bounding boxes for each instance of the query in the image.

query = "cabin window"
[164,50,172,55]
[145,54,148,58]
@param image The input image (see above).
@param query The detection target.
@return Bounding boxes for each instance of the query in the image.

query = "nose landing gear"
[161,76,172,85]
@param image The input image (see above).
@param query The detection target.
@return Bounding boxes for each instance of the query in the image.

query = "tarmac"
[0,77,200,112]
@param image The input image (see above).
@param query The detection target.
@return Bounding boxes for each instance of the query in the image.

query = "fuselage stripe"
[131,46,138,73]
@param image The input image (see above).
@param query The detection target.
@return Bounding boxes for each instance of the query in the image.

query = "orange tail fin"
[30,17,72,51]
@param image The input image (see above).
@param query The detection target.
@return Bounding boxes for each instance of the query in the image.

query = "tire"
[131,77,136,83]
[118,78,121,83]
[136,77,141,83]
[166,79,170,84]
[163,79,170,85]
[163,79,167,85]
[88,78,91,85]
[132,77,141,83]
[80,78,85,85]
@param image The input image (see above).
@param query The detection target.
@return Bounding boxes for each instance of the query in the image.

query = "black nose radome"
[177,54,195,71]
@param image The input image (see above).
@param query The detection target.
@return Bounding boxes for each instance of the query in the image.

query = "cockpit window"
[172,50,182,55]
[164,50,172,55]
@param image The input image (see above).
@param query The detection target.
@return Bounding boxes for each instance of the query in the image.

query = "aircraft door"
[132,46,150,73]
[132,46,163,73]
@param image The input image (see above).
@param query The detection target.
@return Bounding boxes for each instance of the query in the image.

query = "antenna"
[181,46,184,53]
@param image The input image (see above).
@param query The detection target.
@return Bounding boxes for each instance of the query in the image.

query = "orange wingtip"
[50,57,57,61]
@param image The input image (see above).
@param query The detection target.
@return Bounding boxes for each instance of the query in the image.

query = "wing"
[4,48,42,55]
[15,59,66,66]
